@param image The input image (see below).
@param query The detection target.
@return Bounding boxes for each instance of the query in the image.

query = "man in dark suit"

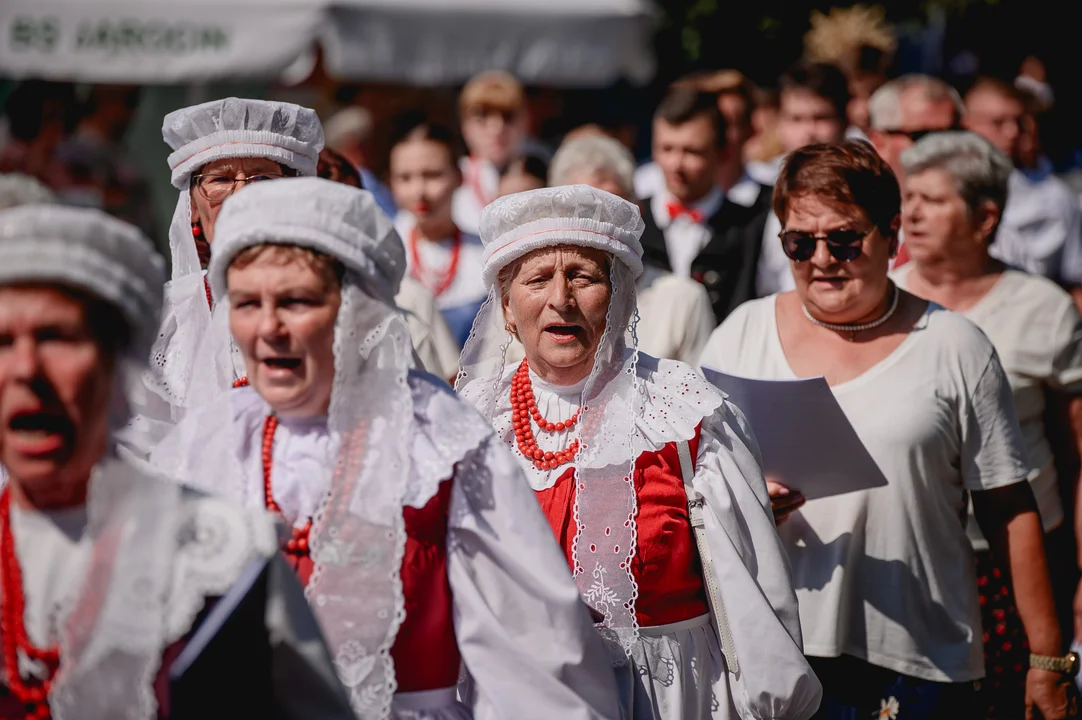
[638,87,772,323]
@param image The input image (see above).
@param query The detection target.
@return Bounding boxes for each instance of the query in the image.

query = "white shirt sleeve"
[447,437,622,720]
[678,283,718,365]
[691,404,822,720]
[964,351,1032,493]
[1049,298,1082,392]
[396,278,463,381]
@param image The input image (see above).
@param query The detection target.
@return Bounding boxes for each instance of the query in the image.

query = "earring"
[504,322,516,336]
[191,222,203,238]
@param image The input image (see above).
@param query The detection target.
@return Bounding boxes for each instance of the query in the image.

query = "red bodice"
[535,424,709,627]
[289,478,460,693]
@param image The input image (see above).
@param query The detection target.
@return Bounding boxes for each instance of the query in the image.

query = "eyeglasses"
[192,173,286,202]
[779,228,872,263]
[880,125,961,143]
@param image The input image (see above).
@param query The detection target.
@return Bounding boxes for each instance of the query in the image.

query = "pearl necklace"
[801,284,900,341]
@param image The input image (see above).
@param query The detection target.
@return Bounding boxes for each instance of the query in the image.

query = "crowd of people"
[1,24,1082,720]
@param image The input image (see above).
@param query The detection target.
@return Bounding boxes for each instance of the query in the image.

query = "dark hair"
[317,147,364,189]
[502,152,549,183]
[774,139,900,238]
[964,75,1025,106]
[388,110,462,164]
[3,81,77,142]
[779,61,851,123]
[654,87,728,149]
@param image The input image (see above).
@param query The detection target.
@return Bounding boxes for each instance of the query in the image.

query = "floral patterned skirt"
[808,655,978,719]
[975,549,1029,720]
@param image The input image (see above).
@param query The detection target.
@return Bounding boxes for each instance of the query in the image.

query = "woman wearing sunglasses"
[699,140,1075,719]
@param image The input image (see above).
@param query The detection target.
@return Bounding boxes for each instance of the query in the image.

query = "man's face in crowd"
[964,87,1024,161]
[652,112,721,204]
[777,89,845,152]
[870,88,959,179]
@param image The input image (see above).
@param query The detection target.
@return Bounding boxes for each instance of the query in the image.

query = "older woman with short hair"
[700,139,1076,719]
[0,205,353,718]
[896,130,1082,719]
[458,184,821,719]
[548,136,716,365]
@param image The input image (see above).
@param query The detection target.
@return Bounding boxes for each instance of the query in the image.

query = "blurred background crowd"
[1,0,1079,257]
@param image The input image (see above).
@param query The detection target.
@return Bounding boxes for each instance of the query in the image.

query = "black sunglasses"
[880,125,962,143]
[779,228,872,263]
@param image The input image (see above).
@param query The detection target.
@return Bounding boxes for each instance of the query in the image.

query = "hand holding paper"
[702,366,888,500]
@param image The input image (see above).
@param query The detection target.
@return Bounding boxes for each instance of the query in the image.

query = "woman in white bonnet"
[0,204,354,719]
[152,177,623,720]
[120,98,324,460]
[456,184,821,719]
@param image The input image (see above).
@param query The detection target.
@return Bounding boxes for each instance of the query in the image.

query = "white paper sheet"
[702,366,888,500]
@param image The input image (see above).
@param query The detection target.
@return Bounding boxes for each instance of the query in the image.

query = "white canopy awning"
[0,0,655,86]
[0,0,326,84]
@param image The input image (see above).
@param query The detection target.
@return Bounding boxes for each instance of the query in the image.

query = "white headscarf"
[0,205,276,720]
[155,177,491,718]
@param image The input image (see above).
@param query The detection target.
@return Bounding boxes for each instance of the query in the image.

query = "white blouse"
[701,296,1030,683]
[895,267,1082,546]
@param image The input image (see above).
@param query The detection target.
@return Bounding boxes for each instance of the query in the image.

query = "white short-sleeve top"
[895,267,1082,547]
[699,295,1029,683]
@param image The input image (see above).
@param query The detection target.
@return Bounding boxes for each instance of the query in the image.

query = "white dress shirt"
[991,169,1082,285]
[650,187,724,278]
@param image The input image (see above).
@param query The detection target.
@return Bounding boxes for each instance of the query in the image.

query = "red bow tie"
[666,200,703,223]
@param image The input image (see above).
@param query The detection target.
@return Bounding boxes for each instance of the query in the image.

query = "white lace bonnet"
[0,204,164,359]
[210,177,414,717]
[478,184,645,286]
[209,176,404,303]
[162,97,325,280]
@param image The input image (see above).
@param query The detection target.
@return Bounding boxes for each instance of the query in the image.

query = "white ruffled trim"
[168,129,319,187]
[493,355,726,491]
[481,215,644,287]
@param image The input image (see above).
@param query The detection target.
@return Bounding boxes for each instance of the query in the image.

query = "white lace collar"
[493,355,725,491]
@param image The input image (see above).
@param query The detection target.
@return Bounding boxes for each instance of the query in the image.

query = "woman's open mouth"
[6,409,72,457]
[544,324,583,344]
[260,356,303,377]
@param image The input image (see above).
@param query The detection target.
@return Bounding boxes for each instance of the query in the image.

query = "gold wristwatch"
[1030,651,1081,676]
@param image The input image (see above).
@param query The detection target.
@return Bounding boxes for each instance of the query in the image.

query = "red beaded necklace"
[0,488,59,719]
[409,226,462,298]
[261,416,312,557]
[203,277,213,309]
[232,377,311,556]
[510,359,581,471]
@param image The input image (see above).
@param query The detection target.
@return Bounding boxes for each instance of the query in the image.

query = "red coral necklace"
[510,359,581,471]
[0,488,59,719]
[261,416,313,557]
